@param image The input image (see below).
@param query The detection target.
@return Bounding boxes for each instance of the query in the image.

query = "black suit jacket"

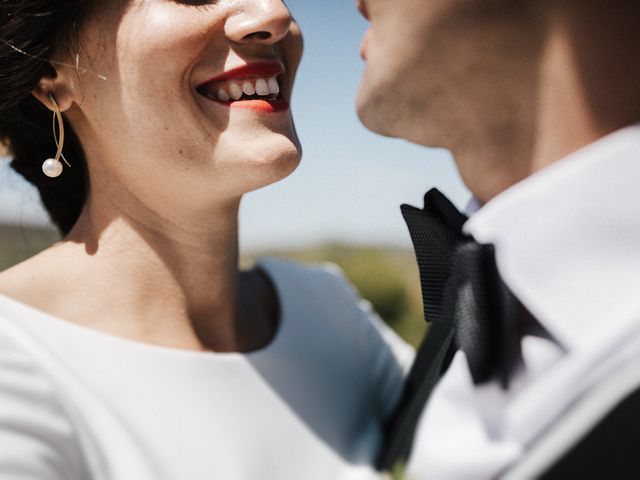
[502,358,640,478]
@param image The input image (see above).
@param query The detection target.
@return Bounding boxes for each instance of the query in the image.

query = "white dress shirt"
[406,123,640,479]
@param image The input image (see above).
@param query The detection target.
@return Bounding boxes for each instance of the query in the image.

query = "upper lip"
[198,61,285,87]
[357,0,369,20]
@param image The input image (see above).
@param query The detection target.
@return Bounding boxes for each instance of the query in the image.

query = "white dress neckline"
[0,257,287,361]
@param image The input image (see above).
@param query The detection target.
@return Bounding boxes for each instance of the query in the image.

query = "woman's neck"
[71,191,248,350]
[2,189,275,353]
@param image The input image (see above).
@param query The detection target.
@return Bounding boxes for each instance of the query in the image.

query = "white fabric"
[406,123,640,479]
[0,258,415,480]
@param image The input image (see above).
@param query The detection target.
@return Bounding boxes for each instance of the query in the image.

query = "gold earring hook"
[48,94,71,168]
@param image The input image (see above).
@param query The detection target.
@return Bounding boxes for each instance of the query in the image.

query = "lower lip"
[213,97,290,113]
[360,30,370,60]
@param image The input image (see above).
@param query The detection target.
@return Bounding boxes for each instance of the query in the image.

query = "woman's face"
[64,0,303,217]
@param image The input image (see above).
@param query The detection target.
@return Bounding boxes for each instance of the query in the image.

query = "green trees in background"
[0,225,59,271]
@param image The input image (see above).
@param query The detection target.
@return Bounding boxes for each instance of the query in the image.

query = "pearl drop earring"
[42,94,71,178]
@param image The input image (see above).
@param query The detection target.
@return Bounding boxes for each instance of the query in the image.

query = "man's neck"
[531,10,640,174]
[455,4,640,204]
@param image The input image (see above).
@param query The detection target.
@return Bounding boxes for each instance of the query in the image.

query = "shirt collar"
[465,196,483,216]
[463,123,640,351]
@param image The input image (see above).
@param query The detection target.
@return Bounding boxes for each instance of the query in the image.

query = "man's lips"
[357,0,370,60]
[197,61,289,113]
[360,29,370,60]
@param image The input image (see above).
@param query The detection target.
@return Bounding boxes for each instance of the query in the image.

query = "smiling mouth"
[197,63,289,113]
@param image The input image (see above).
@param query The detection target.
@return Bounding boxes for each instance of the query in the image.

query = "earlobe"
[31,68,76,112]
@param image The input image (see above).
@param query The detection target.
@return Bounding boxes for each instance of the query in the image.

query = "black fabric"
[377,314,456,471]
[402,189,469,326]
[448,242,521,388]
[377,189,468,471]
[377,189,522,471]
[540,385,640,479]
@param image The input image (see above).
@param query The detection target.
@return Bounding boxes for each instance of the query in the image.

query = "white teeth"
[205,76,280,102]
[267,77,280,95]
[242,81,256,96]
[255,78,269,96]
[228,82,243,100]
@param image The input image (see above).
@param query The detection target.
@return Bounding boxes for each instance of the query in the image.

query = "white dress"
[0,258,414,480]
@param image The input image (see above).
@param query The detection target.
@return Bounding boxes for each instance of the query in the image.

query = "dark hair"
[0,1,97,236]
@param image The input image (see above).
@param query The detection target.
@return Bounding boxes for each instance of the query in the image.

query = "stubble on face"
[357,0,543,154]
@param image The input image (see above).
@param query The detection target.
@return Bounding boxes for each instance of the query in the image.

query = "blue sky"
[0,1,470,252]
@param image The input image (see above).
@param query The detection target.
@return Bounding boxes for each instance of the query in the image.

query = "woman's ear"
[31,64,76,112]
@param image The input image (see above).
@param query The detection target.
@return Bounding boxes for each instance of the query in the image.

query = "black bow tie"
[402,188,521,386]
[377,189,522,472]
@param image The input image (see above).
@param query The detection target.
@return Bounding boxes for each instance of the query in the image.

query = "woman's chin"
[241,143,302,193]
[199,131,301,197]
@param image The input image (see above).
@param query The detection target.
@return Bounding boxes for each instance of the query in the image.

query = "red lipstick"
[215,98,290,113]
[203,61,284,84]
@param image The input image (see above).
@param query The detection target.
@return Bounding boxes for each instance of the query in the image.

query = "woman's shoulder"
[0,317,87,478]
[257,257,414,366]
[256,256,361,295]
[256,256,375,318]
[0,246,64,308]
[0,306,66,402]
[256,256,391,324]
[0,319,58,398]
[258,257,415,416]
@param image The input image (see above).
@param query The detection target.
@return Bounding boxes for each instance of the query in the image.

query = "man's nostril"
[244,31,271,42]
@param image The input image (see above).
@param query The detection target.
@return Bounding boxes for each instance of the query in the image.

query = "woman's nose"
[225,0,292,45]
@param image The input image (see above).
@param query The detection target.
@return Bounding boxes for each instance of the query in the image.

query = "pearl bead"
[42,158,63,178]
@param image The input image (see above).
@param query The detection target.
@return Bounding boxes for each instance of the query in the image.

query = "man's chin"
[356,93,401,139]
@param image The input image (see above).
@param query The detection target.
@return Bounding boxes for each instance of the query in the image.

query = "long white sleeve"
[320,263,415,420]
[0,333,87,480]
